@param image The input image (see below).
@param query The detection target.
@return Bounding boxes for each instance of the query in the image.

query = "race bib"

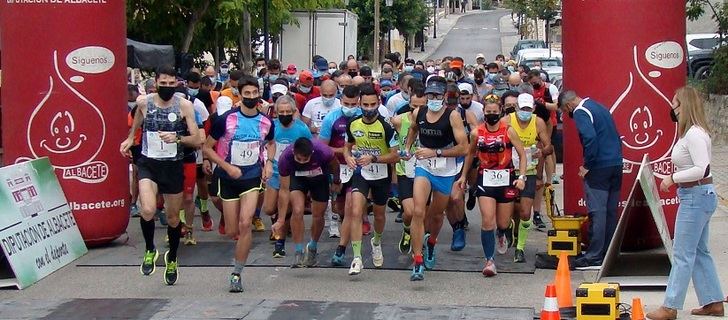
[274,142,289,161]
[146,132,177,159]
[295,167,323,177]
[361,163,388,180]
[483,169,510,187]
[340,166,354,183]
[230,141,260,166]
[404,157,416,178]
[417,157,457,177]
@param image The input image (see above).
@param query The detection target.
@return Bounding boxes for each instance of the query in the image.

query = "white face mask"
[329,68,337,74]
[426,66,435,74]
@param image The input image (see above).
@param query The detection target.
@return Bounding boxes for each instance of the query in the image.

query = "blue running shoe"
[450,227,465,251]
[410,263,425,281]
[423,234,436,270]
[156,209,168,226]
[331,252,345,266]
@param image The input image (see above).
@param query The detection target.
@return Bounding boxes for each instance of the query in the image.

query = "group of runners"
[120,54,560,291]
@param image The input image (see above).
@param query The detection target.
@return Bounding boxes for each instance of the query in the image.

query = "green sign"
[0,157,88,289]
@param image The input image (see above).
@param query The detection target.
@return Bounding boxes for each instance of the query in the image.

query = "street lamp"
[386,0,393,54]
[433,0,437,39]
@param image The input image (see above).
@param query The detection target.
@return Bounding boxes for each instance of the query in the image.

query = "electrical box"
[547,229,579,256]
[576,282,620,320]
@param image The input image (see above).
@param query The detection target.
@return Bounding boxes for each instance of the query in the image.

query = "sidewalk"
[499,13,519,57]
[410,10,495,62]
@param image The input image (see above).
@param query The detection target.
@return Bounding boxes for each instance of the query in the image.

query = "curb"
[414,10,499,61]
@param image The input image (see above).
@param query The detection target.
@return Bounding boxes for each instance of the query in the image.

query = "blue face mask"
[187,88,199,97]
[404,65,414,72]
[342,106,359,117]
[322,96,335,107]
[427,99,444,112]
[487,73,498,83]
[517,110,532,122]
[268,74,279,82]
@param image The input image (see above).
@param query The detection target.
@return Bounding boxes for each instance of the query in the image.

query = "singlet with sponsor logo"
[210,109,274,180]
[416,107,455,149]
[476,122,513,172]
[141,95,186,161]
[346,115,398,157]
[509,114,538,175]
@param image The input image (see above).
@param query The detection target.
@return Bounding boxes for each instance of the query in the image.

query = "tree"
[348,0,430,59]
[687,0,728,44]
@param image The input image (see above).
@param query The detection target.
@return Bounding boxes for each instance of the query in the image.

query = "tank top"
[141,95,185,161]
[416,107,455,149]
[395,112,416,177]
[509,114,538,175]
[476,122,513,172]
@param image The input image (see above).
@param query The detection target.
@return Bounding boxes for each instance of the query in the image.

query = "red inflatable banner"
[1,1,128,245]
[562,1,685,248]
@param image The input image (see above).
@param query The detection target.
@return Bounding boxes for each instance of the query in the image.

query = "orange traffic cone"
[632,297,645,320]
[555,252,574,314]
[541,283,561,320]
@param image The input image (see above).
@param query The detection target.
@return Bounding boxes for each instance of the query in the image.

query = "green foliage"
[686,0,728,38]
[347,0,430,57]
[705,45,728,94]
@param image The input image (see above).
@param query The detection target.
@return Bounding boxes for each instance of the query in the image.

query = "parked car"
[520,58,562,69]
[510,39,547,60]
[687,48,714,80]
[686,33,721,55]
[515,48,563,66]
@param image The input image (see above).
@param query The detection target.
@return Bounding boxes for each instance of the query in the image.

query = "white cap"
[271,84,288,95]
[217,96,233,115]
[457,82,473,94]
[517,93,534,109]
[476,53,486,60]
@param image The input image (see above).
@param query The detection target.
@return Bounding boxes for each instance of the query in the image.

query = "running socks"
[167,224,182,261]
[140,218,156,251]
[276,239,286,248]
[179,209,186,225]
[481,229,495,260]
[254,208,261,218]
[413,254,424,265]
[295,243,304,254]
[427,235,437,247]
[233,260,245,274]
[390,183,398,198]
[199,198,208,212]
[336,245,346,256]
[373,232,383,246]
[352,240,362,258]
[517,218,531,250]
[307,240,318,251]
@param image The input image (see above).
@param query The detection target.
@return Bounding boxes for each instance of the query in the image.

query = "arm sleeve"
[574,110,597,169]
[672,129,711,183]
[210,113,227,140]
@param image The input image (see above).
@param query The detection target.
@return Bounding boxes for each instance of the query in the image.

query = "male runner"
[403,76,468,281]
[120,66,200,285]
[343,83,400,275]
[275,137,338,267]
[203,75,275,292]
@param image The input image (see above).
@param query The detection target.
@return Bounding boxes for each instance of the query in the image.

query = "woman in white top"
[647,86,724,320]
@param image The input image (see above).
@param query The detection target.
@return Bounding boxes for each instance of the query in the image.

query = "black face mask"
[157,86,176,101]
[475,78,484,85]
[505,107,516,114]
[461,102,472,109]
[279,114,293,126]
[447,97,458,106]
[670,108,679,123]
[532,82,542,89]
[348,71,358,78]
[485,113,501,126]
[242,97,259,109]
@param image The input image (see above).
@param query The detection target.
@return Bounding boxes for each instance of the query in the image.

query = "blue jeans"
[582,165,622,264]
[664,184,724,310]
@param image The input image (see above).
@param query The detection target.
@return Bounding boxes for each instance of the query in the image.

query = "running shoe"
[533,212,546,229]
[348,257,363,275]
[183,230,197,245]
[303,245,318,267]
[331,252,345,266]
[387,197,401,212]
[505,219,515,248]
[423,234,436,270]
[370,238,384,268]
[466,189,477,211]
[201,212,213,231]
[273,243,286,258]
[130,204,140,218]
[218,217,226,235]
[395,211,403,223]
[362,220,372,236]
[328,215,340,238]
[410,263,425,281]
[451,227,466,252]
[163,251,178,285]
[156,209,168,226]
[496,233,509,255]
[514,249,525,263]
[482,259,497,277]
[552,175,560,185]
[140,249,158,276]
[252,217,265,232]
[291,252,304,268]
[399,228,412,254]
[229,273,243,293]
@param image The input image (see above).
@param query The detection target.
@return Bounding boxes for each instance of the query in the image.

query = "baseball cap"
[315,58,328,72]
[217,96,233,115]
[476,53,486,60]
[286,64,297,75]
[517,93,534,109]
[404,58,416,65]
[425,76,447,95]
[457,82,473,95]
[299,70,314,86]
[271,84,288,95]
[380,79,393,88]
[360,66,373,77]
[450,60,464,70]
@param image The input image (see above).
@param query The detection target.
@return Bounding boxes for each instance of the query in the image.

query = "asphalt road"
[427,10,512,64]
